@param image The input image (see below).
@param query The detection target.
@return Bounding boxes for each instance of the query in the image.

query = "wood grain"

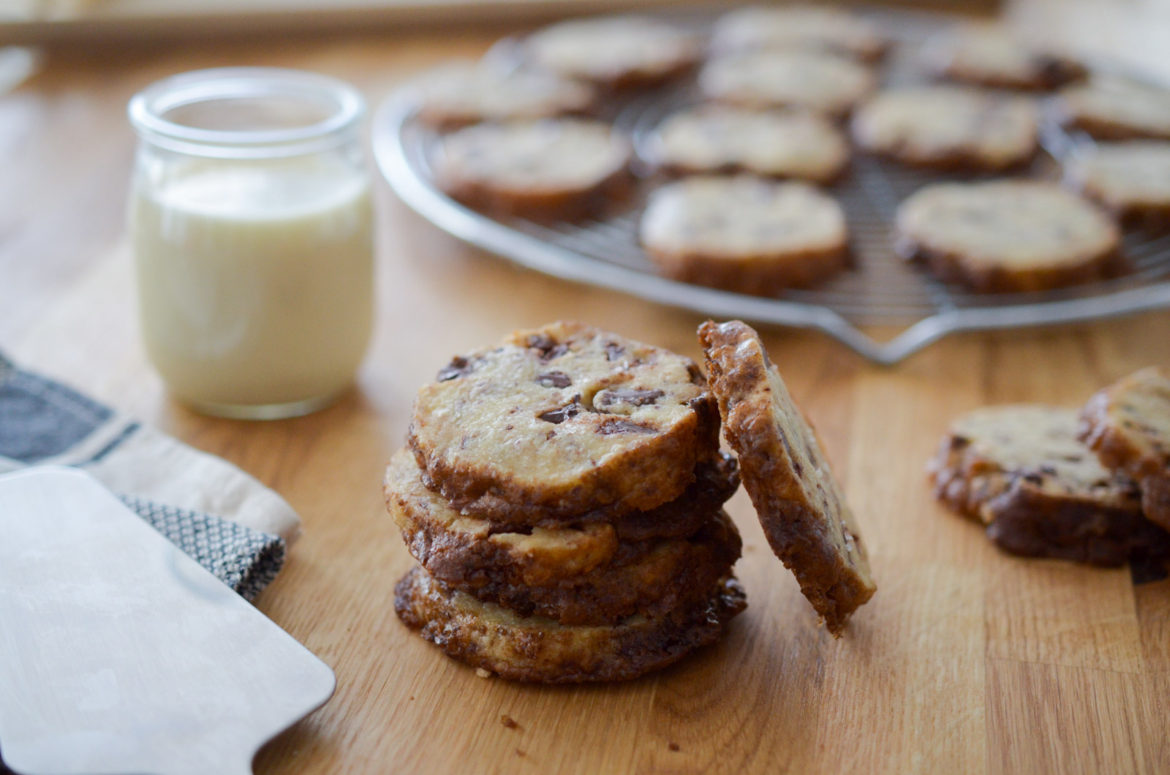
[1,4,1169,773]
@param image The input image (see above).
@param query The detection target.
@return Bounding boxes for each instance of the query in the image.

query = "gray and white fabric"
[0,352,300,601]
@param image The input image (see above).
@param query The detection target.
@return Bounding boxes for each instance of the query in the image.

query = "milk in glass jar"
[128,68,374,419]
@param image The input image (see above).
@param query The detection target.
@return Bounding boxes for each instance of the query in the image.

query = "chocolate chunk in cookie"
[852,86,1037,172]
[699,320,876,635]
[646,105,849,183]
[1080,368,1170,531]
[432,118,631,219]
[640,176,849,296]
[409,321,719,525]
[895,181,1122,293]
[394,566,746,683]
[699,49,876,119]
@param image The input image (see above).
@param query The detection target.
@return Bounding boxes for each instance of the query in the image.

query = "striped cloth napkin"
[0,352,301,601]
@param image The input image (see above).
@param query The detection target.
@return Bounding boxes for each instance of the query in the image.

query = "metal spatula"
[0,467,336,775]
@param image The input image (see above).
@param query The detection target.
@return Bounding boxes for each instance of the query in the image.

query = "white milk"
[131,156,373,412]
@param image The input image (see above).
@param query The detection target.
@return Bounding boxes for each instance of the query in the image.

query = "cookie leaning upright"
[698,320,876,635]
[409,321,719,524]
[1079,368,1170,530]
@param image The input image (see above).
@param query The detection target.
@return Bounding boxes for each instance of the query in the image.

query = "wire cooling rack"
[371,11,1170,365]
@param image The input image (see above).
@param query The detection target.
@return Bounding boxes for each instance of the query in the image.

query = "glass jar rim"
[128,67,365,158]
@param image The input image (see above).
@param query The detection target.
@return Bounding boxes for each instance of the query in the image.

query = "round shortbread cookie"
[896,181,1122,293]
[409,321,719,524]
[851,86,1038,171]
[523,16,701,90]
[640,176,849,296]
[394,566,746,683]
[1065,141,1170,226]
[710,5,888,62]
[432,118,630,218]
[414,62,595,128]
[385,448,742,625]
[928,405,1165,566]
[699,50,876,118]
[928,26,1085,91]
[1080,368,1170,531]
[699,320,875,635]
[1056,79,1170,141]
[646,105,849,183]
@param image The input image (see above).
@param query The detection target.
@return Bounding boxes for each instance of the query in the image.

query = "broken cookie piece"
[1079,367,1170,531]
[929,404,1168,566]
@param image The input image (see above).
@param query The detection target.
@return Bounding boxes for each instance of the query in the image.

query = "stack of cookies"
[929,368,1170,567]
[388,320,880,683]
[386,322,746,683]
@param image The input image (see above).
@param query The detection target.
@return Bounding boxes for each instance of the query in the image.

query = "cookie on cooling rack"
[414,62,595,129]
[646,105,849,184]
[431,118,631,218]
[699,320,876,635]
[710,5,888,62]
[928,26,1085,91]
[409,321,719,524]
[851,86,1038,172]
[699,49,876,119]
[639,176,849,296]
[1064,141,1170,228]
[926,404,1170,566]
[895,181,1123,293]
[522,16,701,91]
[1080,368,1170,531]
[1056,79,1170,141]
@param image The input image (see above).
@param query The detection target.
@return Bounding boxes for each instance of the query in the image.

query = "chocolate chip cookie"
[927,404,1165,565]
[640,176,849,296]
[1065,141,1170,227]
[711,5,888,62]
[431,118,631,218]
[699,320,876,635]
[409,321,719,525]
[646,105,849,183]
[1056,78,1170,141]
[385,448,742,625]
[394,566,746,683]
[414,61,595,129]
[699,50,876,119]
[895,181,1123,293]
[522,16,701,91]
[928,26,1085,91]
[1080,368,1170,530]
[851,86,1037,171]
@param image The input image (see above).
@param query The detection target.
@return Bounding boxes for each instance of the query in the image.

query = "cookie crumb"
[475,667,493,679]
[501,714,521,730]
[668,742,681,752]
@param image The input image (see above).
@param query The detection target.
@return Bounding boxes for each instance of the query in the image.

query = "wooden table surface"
[3,4,1170,773]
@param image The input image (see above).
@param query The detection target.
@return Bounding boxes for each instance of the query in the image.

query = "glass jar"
[128,67,374,420]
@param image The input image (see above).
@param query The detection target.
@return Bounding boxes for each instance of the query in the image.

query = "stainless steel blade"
[0,467,335,775]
